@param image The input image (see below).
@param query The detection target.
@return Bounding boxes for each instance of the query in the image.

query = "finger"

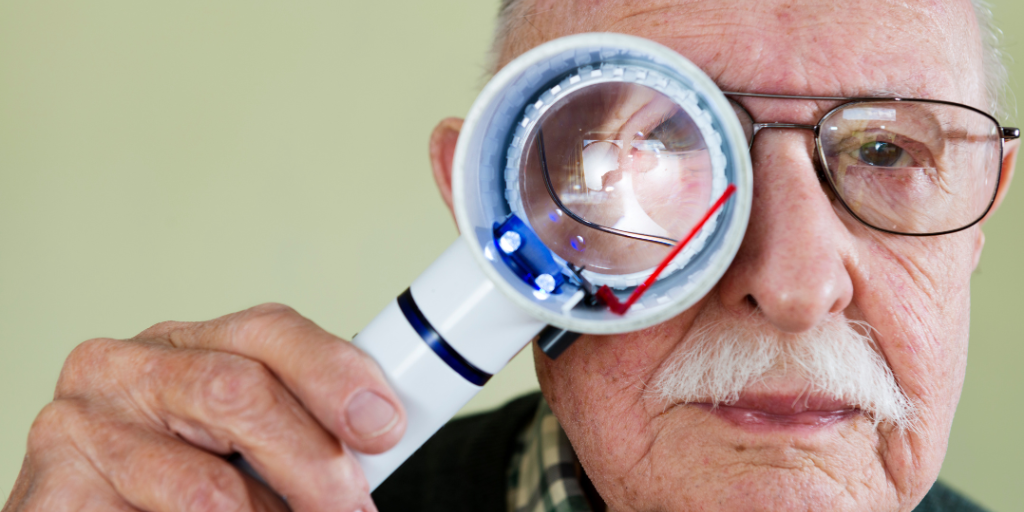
[58,397,292,512]
[245,473,297,512]
[135,304,405,454]
[13,478,142,512]
[59,338,375,511]
[15,400,143,512]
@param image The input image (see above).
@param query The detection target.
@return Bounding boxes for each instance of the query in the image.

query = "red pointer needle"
[596,183,737,315]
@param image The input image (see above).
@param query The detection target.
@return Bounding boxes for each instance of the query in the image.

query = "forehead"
[505,0,985,109]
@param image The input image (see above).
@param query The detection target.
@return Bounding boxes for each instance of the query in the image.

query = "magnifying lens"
[235,32,752,491]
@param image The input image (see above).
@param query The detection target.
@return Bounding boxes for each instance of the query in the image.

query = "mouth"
[691,393,861,432]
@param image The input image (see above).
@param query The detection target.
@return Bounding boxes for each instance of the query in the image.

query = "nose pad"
[727,98,755,146]
[810,150,840,201]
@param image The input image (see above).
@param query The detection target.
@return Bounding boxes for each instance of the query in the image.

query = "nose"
[717,129,855,333]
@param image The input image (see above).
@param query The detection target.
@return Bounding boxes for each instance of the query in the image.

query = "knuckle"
[27,478,140,512]
[244,303,301,330]
[57,338,119,396]
[199,357,280,417]
[179,466,249,512]
[302,341,388,402]
[68,337,117,364]
[331,459,372,508]
[231,303,305,343]
[13,480,105,512]
[134,319,191,342]
[27,400,85,458]
[321,340,372,376]
[246,302,295,317]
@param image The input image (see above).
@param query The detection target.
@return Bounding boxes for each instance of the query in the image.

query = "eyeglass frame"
[722,91,1021,237]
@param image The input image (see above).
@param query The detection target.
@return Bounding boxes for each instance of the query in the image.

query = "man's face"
[495,0,992,510]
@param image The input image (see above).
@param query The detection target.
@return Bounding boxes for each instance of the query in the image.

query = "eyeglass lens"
[519,82,716,276]
[729,98,1002,235]
[819,101,1001,234]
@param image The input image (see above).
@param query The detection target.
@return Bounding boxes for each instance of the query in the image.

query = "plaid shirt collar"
[507,398,593,512]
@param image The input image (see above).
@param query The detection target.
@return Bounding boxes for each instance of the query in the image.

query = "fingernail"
[346,389,397,438]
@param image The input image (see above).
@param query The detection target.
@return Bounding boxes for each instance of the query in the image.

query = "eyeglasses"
[520,85,1022,278]
[725,92,1020,236]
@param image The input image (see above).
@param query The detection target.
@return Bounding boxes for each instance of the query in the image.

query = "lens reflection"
[819,101,1001,234]
[519,82,715,275]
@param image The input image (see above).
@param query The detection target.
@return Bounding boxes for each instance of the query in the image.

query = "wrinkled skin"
[458,0,1016,510]
[4,1,1017,512]
[4,305,404,512]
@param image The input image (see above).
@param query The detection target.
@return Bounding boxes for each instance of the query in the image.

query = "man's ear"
[983,138,1018,223]
[973,138,1018,269]
[429,117,464,220]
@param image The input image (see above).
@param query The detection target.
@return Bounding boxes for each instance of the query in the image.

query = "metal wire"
[536,129,679,247]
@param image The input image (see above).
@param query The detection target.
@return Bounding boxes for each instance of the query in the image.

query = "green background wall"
[0,1,1020,510]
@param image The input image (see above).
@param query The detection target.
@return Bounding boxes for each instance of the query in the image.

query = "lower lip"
[692,404,860,432]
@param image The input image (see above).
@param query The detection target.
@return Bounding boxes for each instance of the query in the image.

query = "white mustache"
[649,305,916,430]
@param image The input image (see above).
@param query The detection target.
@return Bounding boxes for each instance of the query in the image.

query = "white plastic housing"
[451,32,753,334]
[352,237,546,489]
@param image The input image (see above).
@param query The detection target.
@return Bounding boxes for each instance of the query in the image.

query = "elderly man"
[3,0,1018,511]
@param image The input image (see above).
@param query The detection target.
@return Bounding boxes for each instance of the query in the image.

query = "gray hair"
[490,0,1011,118]
[973,0,1012,119]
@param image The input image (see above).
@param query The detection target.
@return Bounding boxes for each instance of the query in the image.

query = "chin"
[560,390,942,512]
[601,401,900,511]
[673,466,895,512]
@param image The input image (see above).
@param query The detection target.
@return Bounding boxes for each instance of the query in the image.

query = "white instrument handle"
[232,237,546,491]
[353,236,546,489]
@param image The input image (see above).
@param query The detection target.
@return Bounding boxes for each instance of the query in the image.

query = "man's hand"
[3,303,405,512]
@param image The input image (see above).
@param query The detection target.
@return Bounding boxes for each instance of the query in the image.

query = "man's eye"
[648,118,704,152]
[858,141,904,167]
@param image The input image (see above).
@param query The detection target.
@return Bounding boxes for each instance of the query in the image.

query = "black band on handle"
[397,288,493,386]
